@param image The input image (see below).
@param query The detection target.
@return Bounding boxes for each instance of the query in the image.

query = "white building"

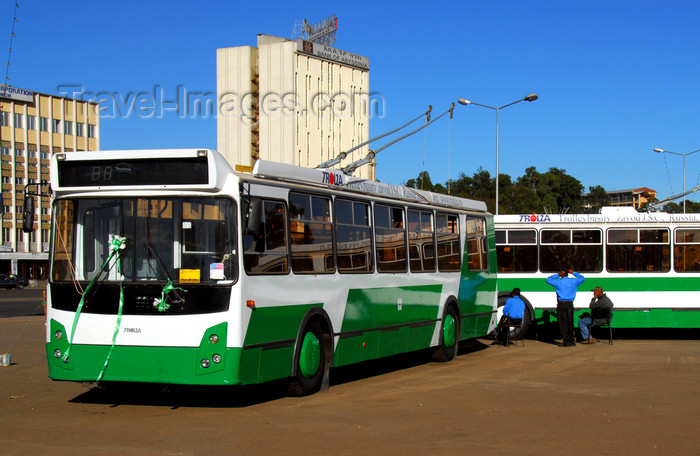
[1,86,100,280]
[217,35,374,179]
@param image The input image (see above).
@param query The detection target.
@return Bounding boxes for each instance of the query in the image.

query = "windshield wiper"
[144,242,185,304]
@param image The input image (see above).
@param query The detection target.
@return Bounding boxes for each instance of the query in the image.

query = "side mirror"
[22,195,35,233]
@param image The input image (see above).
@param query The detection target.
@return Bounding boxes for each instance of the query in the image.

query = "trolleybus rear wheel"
[433,305,460,362]
[288,321,326,396]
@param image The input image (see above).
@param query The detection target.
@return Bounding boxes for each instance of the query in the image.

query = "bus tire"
[497,293,532,340]
[288,321,326,397]
[433,304,460,362]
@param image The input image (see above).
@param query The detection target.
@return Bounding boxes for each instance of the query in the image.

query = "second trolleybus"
[495,206,700,337]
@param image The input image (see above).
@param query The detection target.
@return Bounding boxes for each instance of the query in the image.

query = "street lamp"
[653,147,700,213]
[457,94,538,215]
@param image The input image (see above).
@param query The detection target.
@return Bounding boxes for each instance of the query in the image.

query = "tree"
[405,171,435,192]
[584,185,610,213]
[450,168,496,213]
[401,165,596,215]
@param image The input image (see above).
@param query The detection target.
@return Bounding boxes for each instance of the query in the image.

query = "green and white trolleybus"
[495,206,700,336]
[46,149,498,395]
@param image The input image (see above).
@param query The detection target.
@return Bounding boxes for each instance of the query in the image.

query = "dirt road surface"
[1,316,699,455]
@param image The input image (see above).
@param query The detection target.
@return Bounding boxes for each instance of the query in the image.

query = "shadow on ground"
[68,339,491,409]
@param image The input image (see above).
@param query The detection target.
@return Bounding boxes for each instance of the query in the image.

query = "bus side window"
[437,213,461,272]
[243,198,289,274]
[244,198,265,253]
[466,216,487,272]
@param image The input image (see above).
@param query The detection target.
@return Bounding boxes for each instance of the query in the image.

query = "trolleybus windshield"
[51,197,237,285]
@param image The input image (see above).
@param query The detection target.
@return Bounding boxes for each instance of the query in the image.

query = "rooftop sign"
[0,84,34,102]
[296,39,369,70]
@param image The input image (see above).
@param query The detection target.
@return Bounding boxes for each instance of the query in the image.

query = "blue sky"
[3,0,700,202]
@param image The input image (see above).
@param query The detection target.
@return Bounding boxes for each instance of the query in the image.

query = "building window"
[52,119,61,133]
[13,113,23,128]
[64,120,73,135]
[1,147,10,156]
[15,177,23,185]
[3,206,11,213]
[88,124,96,138]
[27,150,36,158]
[76,123,84,136]
[15,148,23,157]
[40,117,49,132]
[0,111,9,126]
[27,116,36,130]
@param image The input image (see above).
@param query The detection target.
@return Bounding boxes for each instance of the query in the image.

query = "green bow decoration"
[153,278,186,312]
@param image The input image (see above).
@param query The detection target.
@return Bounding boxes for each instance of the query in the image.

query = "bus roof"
[252,159,488,213]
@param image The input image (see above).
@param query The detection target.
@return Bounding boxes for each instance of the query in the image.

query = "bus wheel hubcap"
[443,314,456,348]
[299,331,321,378]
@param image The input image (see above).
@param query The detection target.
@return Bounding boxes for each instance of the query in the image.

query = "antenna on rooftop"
[292,14,338,46]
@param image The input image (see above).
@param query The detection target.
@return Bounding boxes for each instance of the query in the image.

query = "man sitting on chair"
[497,288,526,346]
[579,286,614,344]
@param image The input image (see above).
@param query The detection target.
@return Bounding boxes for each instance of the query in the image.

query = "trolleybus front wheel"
[288,321,326,396]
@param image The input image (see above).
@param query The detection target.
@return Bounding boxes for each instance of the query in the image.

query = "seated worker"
[497,288,526,345]
[578,286,614,344]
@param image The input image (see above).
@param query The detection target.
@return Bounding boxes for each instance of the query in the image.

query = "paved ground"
[1,316,699,455]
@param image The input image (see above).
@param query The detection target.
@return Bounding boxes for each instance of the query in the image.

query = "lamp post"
[458,93,537,215]
[653,147,700,213]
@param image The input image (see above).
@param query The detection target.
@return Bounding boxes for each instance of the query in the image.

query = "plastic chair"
[503,321,525,347]
[591,309,613,345]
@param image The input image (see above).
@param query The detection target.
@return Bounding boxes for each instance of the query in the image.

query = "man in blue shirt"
[546,268,585,347]
[496,288,526,346]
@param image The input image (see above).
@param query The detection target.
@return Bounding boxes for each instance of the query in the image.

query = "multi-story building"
[0,85,99,280]
[607,187,657,210]
[217,35,375,179]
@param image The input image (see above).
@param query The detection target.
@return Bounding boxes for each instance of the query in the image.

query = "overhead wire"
[660,151,675,195]
[316,106,433,168]
[343,103,455,175]
[1,2,19,112]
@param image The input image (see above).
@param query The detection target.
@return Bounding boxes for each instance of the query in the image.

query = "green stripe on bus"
[498,276,700,292]
[243,303,321,346]
[340,285,443,332]
[333,285,442,366]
